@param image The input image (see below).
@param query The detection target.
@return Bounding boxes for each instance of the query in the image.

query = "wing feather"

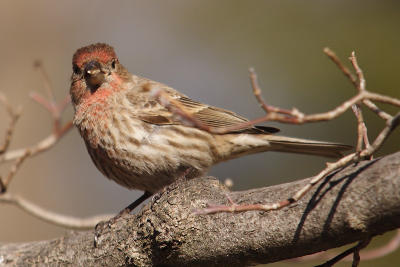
[127,80,279,134]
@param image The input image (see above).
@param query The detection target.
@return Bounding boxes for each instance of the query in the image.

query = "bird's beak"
[84,60,105,90]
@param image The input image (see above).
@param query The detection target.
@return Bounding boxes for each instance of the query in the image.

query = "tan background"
[0,1,399,266]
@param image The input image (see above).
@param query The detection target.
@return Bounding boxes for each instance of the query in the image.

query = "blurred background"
[0,1,399,266]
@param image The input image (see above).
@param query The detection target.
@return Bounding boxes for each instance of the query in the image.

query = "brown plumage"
[70,43,351,210]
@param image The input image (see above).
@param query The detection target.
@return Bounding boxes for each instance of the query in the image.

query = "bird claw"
[94,220,111,248]
[93,215,122,248]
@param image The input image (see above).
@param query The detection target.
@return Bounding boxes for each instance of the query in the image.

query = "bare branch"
[249,67,292,115]
[349,51,366,92]
[359,229,400,260]
[323,47,392,120]
[0,193,112,230]
[0,110,72,192]
[351,104,372,159]
[0,69,72,165]
[0,94,22,154]
[0,83,84,225]
[0,122,72,164]
[33,60,56,106]
[315,238,371,267]
[0,150,31,192]
[292,229,400,263]
[323,47,358,87]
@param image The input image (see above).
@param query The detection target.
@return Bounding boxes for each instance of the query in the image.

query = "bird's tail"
[263,135,352,158]
[218,134,351,161]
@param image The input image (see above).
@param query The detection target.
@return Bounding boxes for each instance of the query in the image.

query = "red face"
[70,43,119,107]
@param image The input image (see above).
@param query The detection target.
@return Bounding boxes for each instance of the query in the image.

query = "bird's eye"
[111,59,117,70]
[73,64,81,75]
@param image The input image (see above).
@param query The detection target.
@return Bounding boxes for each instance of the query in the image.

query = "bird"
[70,43,351,215]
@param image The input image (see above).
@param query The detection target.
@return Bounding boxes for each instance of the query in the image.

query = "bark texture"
[1,152,400,266]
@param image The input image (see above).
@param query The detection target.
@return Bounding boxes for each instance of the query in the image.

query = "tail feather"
[264,135,352,158]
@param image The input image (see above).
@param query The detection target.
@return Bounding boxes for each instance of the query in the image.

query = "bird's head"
[70,43,130,107]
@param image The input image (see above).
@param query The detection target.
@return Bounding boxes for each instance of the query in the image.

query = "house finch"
[70,43,350,213]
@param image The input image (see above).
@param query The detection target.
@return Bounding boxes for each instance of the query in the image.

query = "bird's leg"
[115,190,153,219]
[94,191,152,247]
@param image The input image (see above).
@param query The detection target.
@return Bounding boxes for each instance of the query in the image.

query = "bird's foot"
[93,191,152,248]
[93,213,124,248]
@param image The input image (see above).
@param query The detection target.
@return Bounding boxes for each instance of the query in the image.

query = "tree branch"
[1,151,399,266]
[0,193,112,230]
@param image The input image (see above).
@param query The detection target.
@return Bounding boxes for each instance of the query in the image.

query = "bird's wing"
[127,81,279,134]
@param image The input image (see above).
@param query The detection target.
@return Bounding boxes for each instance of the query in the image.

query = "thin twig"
[0,193,112,230]
[358,229,400,260]
[351,104,372,160]
[30,61,71,134]
[352,105,364,153]
[0,94,22,154]
[29,92,55,114]
[315,238,371,267]
[352,245,362,267]
[362,100,391,120]
[291,229,400,263]
[323,47,392,120]
[0,61,76,224]
[249,68,300,116]
[0,63,73,194]
[59,95,72,114]
[29,92,71,134]
[349,51,366,92]
[1,150,31,192]
[0,121,73,164]
[1,89,72,164]
[323,47,358,87]
[34,60,56,108]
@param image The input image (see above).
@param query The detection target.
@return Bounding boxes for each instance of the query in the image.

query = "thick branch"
[1,151,400,266]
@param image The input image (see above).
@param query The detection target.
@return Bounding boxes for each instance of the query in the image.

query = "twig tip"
[33,60,42,69]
